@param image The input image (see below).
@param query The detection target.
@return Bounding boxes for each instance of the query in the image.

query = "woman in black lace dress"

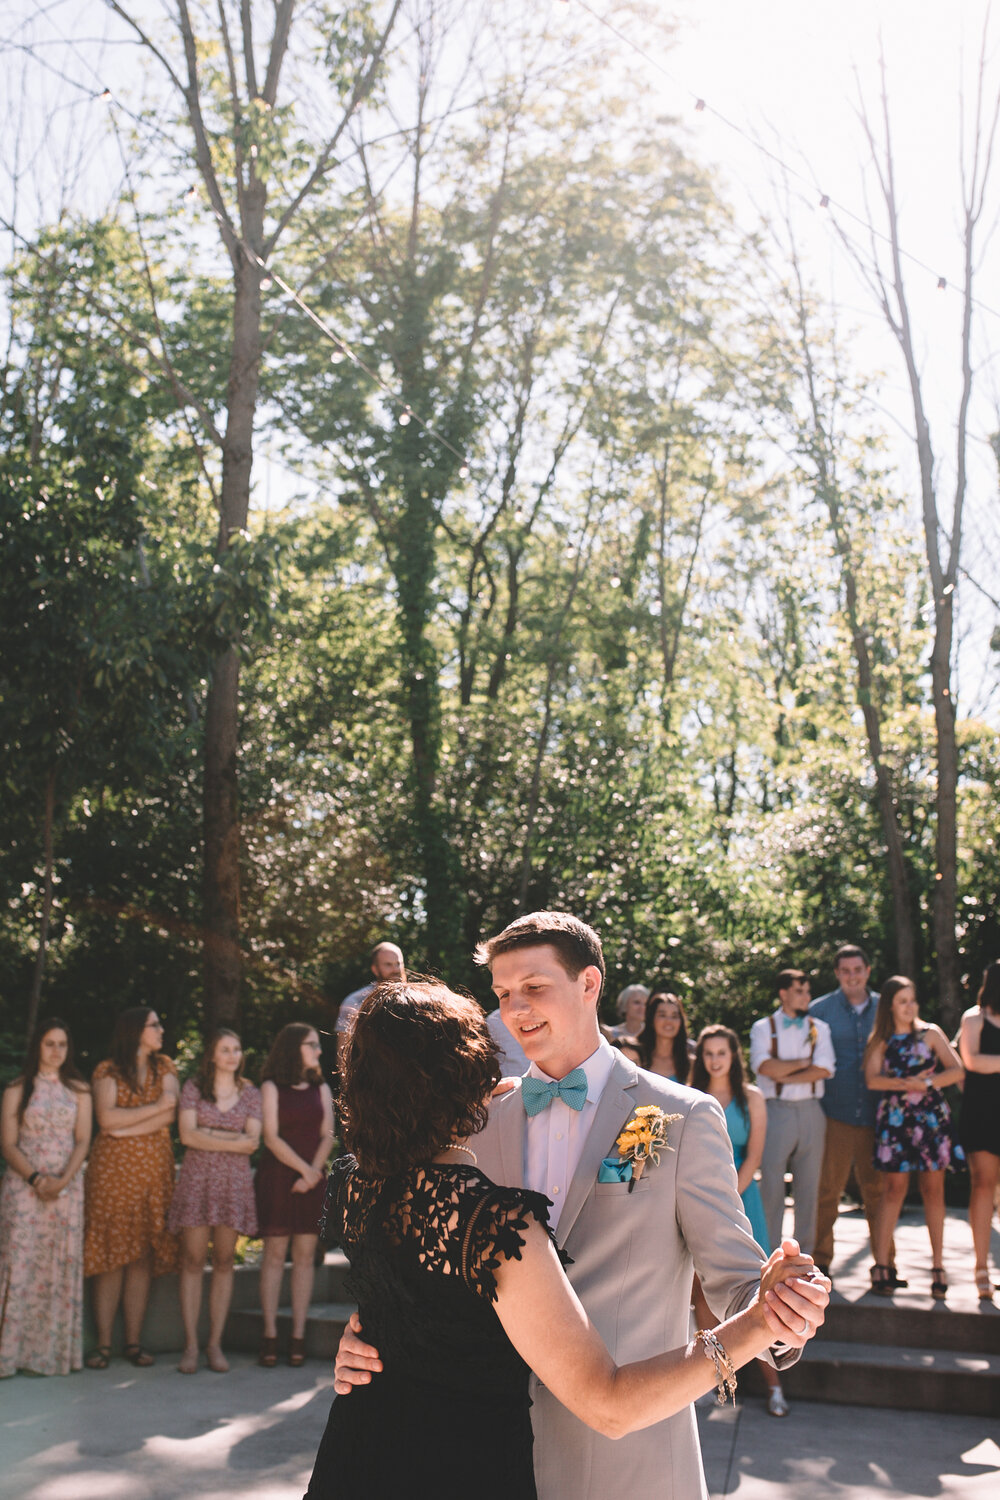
[305,982,811,1500]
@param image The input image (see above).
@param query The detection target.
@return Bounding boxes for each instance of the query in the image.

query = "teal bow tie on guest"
[781,1013,807,1030]
[521,1068,588,1117]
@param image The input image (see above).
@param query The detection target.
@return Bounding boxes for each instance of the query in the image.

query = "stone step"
[83,1248,353,1356]
[818,1292,1000,1353]
[754,1337,1000,1417]
[226,1301,355,1360]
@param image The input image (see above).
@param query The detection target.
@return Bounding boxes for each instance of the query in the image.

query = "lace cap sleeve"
[460,1184,555,1303]
[319,1154,357,1246]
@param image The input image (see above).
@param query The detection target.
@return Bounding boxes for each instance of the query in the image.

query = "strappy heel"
[930,1267,948,1300]
[870,1263,893,1296]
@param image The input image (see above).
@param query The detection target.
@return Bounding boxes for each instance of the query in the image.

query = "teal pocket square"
[598,1156,632,1184]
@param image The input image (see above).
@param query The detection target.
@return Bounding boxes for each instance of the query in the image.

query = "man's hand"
[333,1312,382,1395]
[759,1238,830,1348]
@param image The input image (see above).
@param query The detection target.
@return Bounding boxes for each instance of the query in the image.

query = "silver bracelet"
[696,1329,738,1406]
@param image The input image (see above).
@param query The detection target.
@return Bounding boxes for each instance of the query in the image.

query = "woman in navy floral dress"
[865,977,964,1299]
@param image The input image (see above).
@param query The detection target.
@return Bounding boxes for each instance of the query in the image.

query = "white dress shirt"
[523,1039,616,1230]
[749,1011,836,1101]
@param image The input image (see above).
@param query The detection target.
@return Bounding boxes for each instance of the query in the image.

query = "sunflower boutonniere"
[614,1104,682,1193]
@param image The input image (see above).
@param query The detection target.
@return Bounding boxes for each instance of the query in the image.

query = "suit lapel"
[494,1080,526,1190]
[556,1054,639,1248]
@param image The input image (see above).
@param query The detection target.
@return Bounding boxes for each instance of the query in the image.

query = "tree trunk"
[930,598,960,1028]
[202,238,263,1028]
[26,766,57,1040]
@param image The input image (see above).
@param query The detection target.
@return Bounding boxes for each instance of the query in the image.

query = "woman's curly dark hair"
[341,981,500,1178]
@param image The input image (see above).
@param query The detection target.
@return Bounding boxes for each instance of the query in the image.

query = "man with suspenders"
[750,970,835,1256]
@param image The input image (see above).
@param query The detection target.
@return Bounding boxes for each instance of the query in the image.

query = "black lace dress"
[305,1155,554,1500]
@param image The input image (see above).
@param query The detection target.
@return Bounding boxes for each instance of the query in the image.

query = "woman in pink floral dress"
[169,1029,262,1373]
[0,1018,92,1377]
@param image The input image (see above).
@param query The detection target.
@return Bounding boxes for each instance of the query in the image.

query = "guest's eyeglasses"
[145,1020,164,1030]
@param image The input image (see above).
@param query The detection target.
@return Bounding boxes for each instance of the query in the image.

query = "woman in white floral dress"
[0,1018,92,1377]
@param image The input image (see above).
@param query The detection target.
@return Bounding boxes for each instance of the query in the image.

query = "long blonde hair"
[863,975,916,1068]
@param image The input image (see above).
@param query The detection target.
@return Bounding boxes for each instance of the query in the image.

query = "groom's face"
[491,943,602,1080]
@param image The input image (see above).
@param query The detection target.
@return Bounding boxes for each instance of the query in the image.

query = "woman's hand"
[292,1163,322,1193]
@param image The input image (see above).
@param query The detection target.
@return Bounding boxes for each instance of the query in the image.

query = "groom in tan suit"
[335,912,829,1499]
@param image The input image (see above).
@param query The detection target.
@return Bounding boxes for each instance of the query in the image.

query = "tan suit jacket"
[475,1053,777,1500]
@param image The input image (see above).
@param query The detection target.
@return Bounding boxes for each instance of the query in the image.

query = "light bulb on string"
[184,185,198,202]
[399,409,412,426]
[260,276,273,290]
[459,464,470,479]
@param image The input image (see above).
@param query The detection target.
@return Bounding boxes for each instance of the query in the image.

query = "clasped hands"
[757,1237,831,1347]
[291,1163,323,1194]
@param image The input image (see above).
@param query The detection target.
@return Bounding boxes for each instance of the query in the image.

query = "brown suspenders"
[769,1013,816,1097]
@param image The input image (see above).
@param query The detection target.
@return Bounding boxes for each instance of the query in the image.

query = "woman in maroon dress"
[255,1024,333,1366]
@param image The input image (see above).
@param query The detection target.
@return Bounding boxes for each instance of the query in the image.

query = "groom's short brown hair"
[475,911,605,991]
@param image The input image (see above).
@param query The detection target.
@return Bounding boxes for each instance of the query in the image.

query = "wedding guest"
[0,1018,91,1377]
[306,982,818,1498]
[169,1029,262,1373]
[865,977,964,1298]
[336,943,406,1067]
[750,970,834,1255]
[255,1023,334,1366]
[633,992,691,1082]
[691,1025,788,1417]
[606,983,649,1042]
[810,945,898,1284]
[84,1007,179,1368]
[957,961,1000,1300]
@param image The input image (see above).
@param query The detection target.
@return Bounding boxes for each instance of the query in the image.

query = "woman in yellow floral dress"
[84,1007,179,1368]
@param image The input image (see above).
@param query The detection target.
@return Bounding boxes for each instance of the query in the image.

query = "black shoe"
[887,1268,908,1289]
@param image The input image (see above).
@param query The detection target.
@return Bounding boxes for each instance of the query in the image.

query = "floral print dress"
[0,1077,86,1376]
[873,1029,963,1173]
[84,1058,179,1277]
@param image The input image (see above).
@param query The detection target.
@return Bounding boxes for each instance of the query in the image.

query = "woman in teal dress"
[691,1025,789,1417]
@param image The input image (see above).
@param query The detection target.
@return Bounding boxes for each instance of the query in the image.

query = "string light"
[566,0,1000,322]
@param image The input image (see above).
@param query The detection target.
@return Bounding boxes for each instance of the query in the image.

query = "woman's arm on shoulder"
[492,1219,813,1438]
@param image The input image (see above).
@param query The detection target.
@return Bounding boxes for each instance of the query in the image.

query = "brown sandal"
[85,1345,112,1370]
[258,1336,278,1367]
[288,1336,306,1367]
[123,1343,155,1367]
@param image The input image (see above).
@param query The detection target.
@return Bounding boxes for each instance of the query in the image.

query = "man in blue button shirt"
[810,944,900,1283]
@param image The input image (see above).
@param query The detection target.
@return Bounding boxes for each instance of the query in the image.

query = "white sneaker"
[767,1386,789,1418]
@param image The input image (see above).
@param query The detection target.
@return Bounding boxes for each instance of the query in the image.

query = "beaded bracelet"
[696,1329,738,1406]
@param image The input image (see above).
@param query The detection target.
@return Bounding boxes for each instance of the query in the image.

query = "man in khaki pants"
[810,945,900,1285]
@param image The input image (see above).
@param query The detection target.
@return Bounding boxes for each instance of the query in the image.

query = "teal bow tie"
[521,1067,588,1117]
[781,1014,807,1029]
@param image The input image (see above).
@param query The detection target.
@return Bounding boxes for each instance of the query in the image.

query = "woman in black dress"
[958,961,1000,1300]
[305,981,814,1500]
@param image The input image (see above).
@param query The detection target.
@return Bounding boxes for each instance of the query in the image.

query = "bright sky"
[4,0,998,708]
[583,0,1000,714]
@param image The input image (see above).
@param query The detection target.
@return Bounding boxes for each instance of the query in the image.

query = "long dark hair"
[261,1023,322,1088]
[342,982,500,1178]
[193,1028,247,1104]
[16,1016,87,1124]
[864,975,917,1067]
[978,961,1000,1016]
[108,1006,165,1094]
[637,992,690,1083]
[691,1025,749,1121]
